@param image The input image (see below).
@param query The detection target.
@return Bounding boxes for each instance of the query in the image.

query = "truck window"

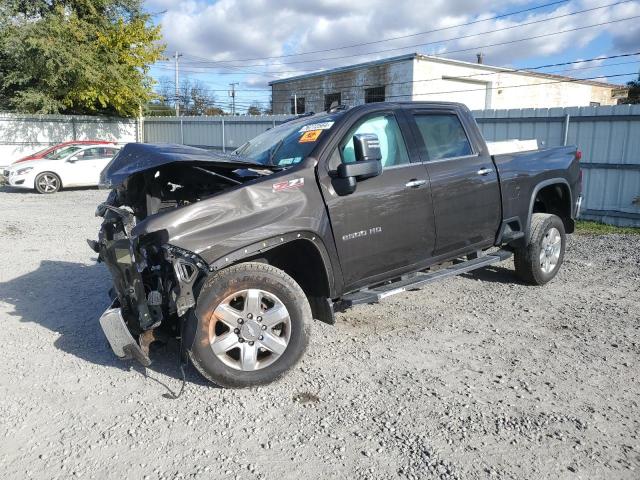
[414,114,473,160]
[338,114,410,168]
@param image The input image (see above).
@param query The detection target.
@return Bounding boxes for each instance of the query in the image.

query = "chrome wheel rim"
[38,174,58,193]
[209,289,291,371]
[540,227,561,274]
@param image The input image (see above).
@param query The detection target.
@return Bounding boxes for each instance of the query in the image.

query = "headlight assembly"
[16,167,34,175]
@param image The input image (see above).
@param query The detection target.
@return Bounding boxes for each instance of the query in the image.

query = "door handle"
[405,179,427,188]
[477,167,493,176]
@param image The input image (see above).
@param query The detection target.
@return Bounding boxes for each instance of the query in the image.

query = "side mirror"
[332,133,383,195]
[353,133,382,163]
[67,155,78,163]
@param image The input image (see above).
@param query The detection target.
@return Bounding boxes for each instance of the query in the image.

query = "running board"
[338,249,512,308]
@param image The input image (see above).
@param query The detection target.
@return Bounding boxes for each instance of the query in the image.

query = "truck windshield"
[233,115,338,167]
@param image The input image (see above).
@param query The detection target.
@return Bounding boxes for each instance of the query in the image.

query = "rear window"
[414,114,473,160]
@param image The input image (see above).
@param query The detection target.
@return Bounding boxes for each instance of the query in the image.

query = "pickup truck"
[91,102,582,388]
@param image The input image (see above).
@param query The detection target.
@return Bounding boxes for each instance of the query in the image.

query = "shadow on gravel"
[0,185,100,194]
[0,260,208,390]
[462,265,525,285]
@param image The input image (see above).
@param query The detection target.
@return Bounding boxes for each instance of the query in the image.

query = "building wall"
[412,57,617,110]
[271,59,414,114]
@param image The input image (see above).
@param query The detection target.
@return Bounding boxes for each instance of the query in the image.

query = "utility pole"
[229,82,239,116]
[293,93,298,115]
[174,51,183,117]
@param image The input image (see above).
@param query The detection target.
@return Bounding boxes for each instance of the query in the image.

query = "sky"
[144,0,640,113]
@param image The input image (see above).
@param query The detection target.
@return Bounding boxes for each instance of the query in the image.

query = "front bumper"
[99,301,151,366]
[4,170,34,189]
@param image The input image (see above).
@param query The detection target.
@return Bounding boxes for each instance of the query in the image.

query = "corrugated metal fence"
[1,106,639,226]
[474,104,640,227]
[143,115,293,152]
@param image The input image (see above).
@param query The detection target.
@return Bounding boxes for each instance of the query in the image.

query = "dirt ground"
[0,187,638,480]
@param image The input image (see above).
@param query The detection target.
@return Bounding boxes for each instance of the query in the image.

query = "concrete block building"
[269,53,623,114]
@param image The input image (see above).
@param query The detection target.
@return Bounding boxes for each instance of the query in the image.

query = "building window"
[324,92,341,111]
[365,86,385,103]
[290,97,305,114]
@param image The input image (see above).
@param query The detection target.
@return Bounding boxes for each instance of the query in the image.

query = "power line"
[179,0,572,65]
[153,53,640,94]
[178,2,635,69]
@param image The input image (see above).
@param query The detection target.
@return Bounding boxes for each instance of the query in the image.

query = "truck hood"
[100,143,265,188]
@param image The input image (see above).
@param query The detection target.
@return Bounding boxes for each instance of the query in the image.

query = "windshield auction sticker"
[299,130,323,143]
[299,122,334,132]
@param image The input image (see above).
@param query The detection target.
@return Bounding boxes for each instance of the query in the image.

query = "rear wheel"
[188,262,311,388]
[514,213,566,285]
[34,172,61,194]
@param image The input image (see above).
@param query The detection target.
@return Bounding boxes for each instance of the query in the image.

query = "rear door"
[318,109,436,289]
[407,108,501,256]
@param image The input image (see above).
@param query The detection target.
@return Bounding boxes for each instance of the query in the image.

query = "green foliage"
[575,220,640,235]
[619,73,640,105]
[0,0,164,116]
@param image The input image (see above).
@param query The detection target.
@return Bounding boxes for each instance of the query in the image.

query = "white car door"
[62,147,109,186]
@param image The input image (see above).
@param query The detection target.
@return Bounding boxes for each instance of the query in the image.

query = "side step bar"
[338,249,512,308]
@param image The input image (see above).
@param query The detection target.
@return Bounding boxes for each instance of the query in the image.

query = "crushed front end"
[91,191,209,365]
[90,143,271,365]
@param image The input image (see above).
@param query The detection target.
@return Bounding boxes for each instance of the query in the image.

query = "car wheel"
[188,262,311,388]
[514,213,566,285]
[34,172,61,194]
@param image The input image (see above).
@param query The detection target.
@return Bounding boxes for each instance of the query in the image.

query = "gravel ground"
[0,187,638,480]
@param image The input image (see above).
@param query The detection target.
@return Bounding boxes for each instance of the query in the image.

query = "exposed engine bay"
[90,144,275,362]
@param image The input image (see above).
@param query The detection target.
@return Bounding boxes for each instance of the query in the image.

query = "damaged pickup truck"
[92,102,582,388]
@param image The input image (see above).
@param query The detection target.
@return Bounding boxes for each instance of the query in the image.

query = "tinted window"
[339,114,410,168]
[414,114,473,160]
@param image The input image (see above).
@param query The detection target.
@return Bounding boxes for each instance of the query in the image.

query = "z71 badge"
[272,178,304,192]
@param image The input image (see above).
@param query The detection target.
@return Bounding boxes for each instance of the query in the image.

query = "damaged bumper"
[99,301,151,366]
[93,198,207,365]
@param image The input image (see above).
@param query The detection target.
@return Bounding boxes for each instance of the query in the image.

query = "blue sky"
[144,0,640,113]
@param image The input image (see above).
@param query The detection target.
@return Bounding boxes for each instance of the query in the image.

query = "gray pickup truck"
[91,102,582,388]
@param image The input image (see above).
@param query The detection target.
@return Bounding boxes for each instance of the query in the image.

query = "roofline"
[268,52,622,89]
[268,53,418,85]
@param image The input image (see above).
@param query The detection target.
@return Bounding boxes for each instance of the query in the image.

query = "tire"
[34,172,61,194]
[514,213,566,285]
[188,262,311,388]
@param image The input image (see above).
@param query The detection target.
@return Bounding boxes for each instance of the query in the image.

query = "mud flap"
[99,303,151,367]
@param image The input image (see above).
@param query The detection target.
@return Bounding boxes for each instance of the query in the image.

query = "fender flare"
[208,230,337,298]
[525,178,572,236]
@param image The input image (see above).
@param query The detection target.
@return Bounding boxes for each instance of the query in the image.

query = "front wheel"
[514,213,566,285]
[188,262,311,388]
[34,172,61,194]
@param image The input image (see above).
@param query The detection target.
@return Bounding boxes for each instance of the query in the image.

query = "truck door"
[318,111,436,289]
[408,109,501,256]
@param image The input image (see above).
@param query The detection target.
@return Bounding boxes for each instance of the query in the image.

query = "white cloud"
[147,0,640,85]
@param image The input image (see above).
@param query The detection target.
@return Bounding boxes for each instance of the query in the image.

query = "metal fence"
[1,106,638,227]
[0,113,140,166]
[474,104,640,227]
[143,115,293,153]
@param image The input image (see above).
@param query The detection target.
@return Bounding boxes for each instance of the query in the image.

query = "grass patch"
[575,220,640,235]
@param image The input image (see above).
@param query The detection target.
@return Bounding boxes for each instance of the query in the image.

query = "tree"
[247,101,262,116]
[0,0,164,116]
[619,74,640,105]
[176,78,217,116]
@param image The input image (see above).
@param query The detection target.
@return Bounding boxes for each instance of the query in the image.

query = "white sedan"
[2,144,120,193]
